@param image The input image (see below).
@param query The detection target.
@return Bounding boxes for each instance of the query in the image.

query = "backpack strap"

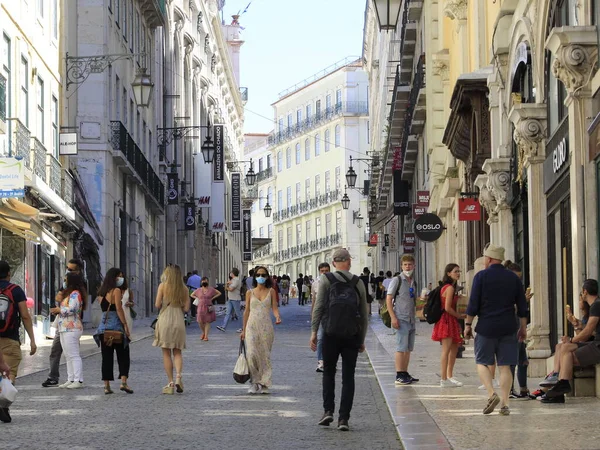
[0,283,17,295]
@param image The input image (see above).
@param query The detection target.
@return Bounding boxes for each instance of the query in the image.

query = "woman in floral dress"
[240,266,281,394]
[191,276,221,341]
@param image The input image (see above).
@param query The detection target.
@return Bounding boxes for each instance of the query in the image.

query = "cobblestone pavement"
[5,303,400,450]
[368,313,600,450]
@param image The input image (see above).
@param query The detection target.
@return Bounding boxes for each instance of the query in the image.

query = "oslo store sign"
[413,213,444,242]
[544,124,569,193]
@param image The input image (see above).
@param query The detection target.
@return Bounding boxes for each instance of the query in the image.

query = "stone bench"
[569,366,597,397]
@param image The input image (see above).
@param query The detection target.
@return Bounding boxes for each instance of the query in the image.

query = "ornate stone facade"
[443,0,468,21]
[509,104,547,186]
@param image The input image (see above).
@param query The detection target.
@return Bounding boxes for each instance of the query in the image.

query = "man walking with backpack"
[386,254,420,385]
[310,249,368,431]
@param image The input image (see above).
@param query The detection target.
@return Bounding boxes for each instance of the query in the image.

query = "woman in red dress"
[432,264,465,387]
[191,277,222,341]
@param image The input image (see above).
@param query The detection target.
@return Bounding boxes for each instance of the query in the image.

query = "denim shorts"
[395,319,415,352]
[474,333,518,366]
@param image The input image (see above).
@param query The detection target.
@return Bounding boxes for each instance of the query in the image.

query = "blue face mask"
[256,276,267,285]
[63,281,67,290]
[116,277,124,287]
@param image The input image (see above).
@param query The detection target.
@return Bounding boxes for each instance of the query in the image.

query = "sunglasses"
[256,273,268,277]
[409,287,415,299]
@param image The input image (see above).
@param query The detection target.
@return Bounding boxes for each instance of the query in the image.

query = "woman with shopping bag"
[191,277,222,341]
[0,348,15,423]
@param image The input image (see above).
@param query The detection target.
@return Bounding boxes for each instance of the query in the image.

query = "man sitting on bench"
[544,279,600,403]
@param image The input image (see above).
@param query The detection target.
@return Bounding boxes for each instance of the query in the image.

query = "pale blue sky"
[223,0,367,133]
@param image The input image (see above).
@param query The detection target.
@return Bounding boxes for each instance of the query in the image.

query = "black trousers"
[101,339,130,381]
[322,333,360,420]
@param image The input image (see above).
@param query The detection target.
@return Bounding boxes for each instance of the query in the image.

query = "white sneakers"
[60,381,84,389]
[59,381,73,388]
[248,384,259,394]
[440,378,463,387]
[478,380,500,390]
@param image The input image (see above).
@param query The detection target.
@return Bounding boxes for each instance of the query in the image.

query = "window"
[335,89,342,108]
[296,108,302,125]
[325,170,331,193]
[295,143,301,164]
[287,227,292,247]
[306,104,312,120]
[122,87,127,123]
[326,94,332,110]
[286,147,291,168]
[305,178,310,200]
[315,217,322,239]
[1,35,10,131]
[115,76,121,120]
[251,202,256,213]
[336,210,342,234]
[259,227,264,238]
[38,0,44,17]
[287,113,292,128]
[52,0,58,39]
[315,134,320,156]
[324,129,330,152]
[277,190,283,211]
[305,138,310,160]
[267,187,273,206]
[51,96,58,157]
[335,125,341,147]
[325,213,332,236]
[259,190,265,209]
[367,120,370,144]
[316,99,321,118]
[278,118,284,133]
[306,220,311,241]
[296,224,302,245]
[295,182,301,204]
[278,230,284,251]
[20,57,29,126]
[315,174,321,196]
[277,151,283,172]
[266,154,272,169]
[258,157,264,173]
[286,186,292,207]
[335,166,341,190]
[268,224,273,238]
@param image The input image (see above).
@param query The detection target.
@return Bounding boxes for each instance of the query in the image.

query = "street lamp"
[131,67,154,108]
[372,0,402,31]
[341,186,350,210]
[353,210,364,228]
[200,135,215,163]
[264,202,272,218]
[245,161,257,186]
[345,165,358,189]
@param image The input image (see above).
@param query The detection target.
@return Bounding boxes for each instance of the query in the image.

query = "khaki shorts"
[0,337,22,378]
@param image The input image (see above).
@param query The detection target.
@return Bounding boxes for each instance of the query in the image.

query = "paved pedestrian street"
[5,304,400,450]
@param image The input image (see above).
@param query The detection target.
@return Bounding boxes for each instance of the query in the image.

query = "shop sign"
[231,173,242,232]
[588,112,600,161]
[458,198,482,221]
[393,171,409,216]
[183,202,196,231]
[384,234,390,247]
[416,191,430,206]
[403,246,415,254]
[167,173,179,205]
[368,233,378,247]
[404,233,416,246]
[0,158,24,198]
[59,133,78,155]
[389,217,398,251]
[213,125,224,181]
[414,213,444,242]
[543,121,569,193]
[413,204,426,219]
[242,209,252,261]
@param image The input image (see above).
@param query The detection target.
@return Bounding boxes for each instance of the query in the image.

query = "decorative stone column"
[509,104,550,374]
[443,0,468,74]
[546,26,598,310]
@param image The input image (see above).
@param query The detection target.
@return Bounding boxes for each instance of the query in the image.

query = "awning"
[0,198,40,241]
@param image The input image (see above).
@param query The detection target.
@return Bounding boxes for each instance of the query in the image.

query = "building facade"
[269,59,371,279]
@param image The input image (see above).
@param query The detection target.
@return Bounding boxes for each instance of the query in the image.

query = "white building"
[269,58,371,278]
[0,0,82,339]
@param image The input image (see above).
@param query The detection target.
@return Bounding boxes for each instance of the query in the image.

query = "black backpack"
[423,284,444,324]
[324,272,361,338]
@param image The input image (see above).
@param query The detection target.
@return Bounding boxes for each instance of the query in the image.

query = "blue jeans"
[317,327,324,361]
[221,300,241,330]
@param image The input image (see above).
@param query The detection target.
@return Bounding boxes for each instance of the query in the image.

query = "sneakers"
[66,381,84,389]
[216,326,226,332]
[258,385,270,395]
[337,419,350,431]
[407,374,419,383]
[483,392,500,415]
[499,406,510,416]
[395,373,412,385]
[236,328,243,333]
[448,377,463,387]
[539,372,559,387]
[531,389,545,400]
[316,361,324,373]
[510,390,533,400]
[541,394,565,404]
[546,379,571,398]
[478,379,500,390]
[440,379,457,388]
[318,411,334,426]
[59,381,74,388]
[42,378,59,387]
[248,384,259,394]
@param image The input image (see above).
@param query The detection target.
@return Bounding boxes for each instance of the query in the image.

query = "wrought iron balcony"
[11,119,31,168]
[30,137,46,182]
[46,154,61,195]
[62,169,73,206]
[268,102,369,146]
[110,121,165,209]
[272,189,340,223]
[256,166,273,183]
[253,243,272,260]
[273,232,342,262]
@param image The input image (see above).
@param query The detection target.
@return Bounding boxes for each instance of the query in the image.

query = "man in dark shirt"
[296,273,305,306]
[465,245,527,416]
[544,279,600,403]
[359,267,372,315]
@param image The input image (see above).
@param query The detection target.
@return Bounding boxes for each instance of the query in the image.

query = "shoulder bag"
[103,293,124,346]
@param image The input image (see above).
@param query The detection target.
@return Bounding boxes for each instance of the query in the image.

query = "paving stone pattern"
[4,304,400,450]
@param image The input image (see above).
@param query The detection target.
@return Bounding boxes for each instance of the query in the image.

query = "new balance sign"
[458,198,481,221]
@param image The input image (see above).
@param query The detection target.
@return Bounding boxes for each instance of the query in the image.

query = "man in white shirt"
[382,271,393,298]
[311,262,331,372]
[217,268,242,333]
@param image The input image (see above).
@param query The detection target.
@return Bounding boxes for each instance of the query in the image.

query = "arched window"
[324,129,331,152]
[335,125,341,147]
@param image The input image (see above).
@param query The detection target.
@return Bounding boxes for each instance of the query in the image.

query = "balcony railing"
[11,119,30,168]
[256,166,273,183]
[399,54,425,175]
[0,74,6,123]
[268,102,369,146]
[253,243,272,260]
[46,154,61,195]
[273,232,342,263]
[62,169,73,206]
[31,137,47,182]
[110,121,165,208]
[272,189,340,223]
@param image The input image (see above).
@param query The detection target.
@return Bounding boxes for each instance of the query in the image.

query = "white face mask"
[116,277,124,287]
[403,270,414,278]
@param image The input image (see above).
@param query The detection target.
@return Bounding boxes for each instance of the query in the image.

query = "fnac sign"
[458,198,481,221]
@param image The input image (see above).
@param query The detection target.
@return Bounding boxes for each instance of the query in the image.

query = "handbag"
[102,295,124,346]
[233,340,251,384]
[150,318,158,330]
[193,298,199,306]
[0,376,18,407]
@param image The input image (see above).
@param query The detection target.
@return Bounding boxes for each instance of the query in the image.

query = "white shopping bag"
[233,341,250,384]
[0,376,18,407]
